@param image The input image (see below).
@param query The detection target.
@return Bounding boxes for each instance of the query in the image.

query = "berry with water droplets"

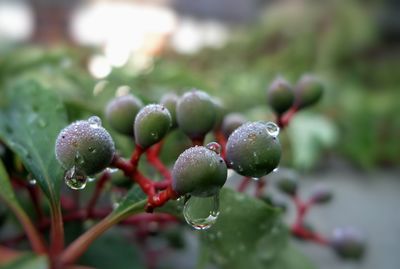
[221,113,247,139]
[267,76,294,115]
[105,94,143,136]
[160,92,179,128]
[176,90,216,139]
[294,74,324,109]
[55,117,115,175]
[134,104,172,149]
[226,122,281,177]
[172,146,227,197]
[331,227,366,260]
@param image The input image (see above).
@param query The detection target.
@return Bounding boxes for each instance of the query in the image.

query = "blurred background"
[0,0,399,268]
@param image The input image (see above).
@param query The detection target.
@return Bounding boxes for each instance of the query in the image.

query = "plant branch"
[59,200,147,266]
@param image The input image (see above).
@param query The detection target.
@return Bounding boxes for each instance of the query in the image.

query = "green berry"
[134,104,172,149]
[160,92,179,129]
[276,177,298,196]
[176,90,216,139]
[172,145,227,197]
[221,113,247,139]
[226,122,281,177]
[331,227,366,260]
[294,74,324,109]
[55,116,115,175]
[311,185,333,204]
[212,98,226,130]
[267,76,294,115]
[105,94,143,136]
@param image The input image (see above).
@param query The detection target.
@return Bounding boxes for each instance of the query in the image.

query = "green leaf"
[0,160,18,205]
[198,188,287,269]
[79,233,145,269]
[0,253,48,269]
[269,245,316,269]
[0,79,68,203]
[288,113,337,170]
[111,185,147,219]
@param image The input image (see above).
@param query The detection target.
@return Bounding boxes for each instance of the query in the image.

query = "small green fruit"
[55,116,115,175]
[105,94,143,136]
[172,145,227,197]
[267,76,295,115]
[226,122,281,177]
[276,177,298,196]
[134,104,172,149]
[310,185,333,204]
[176,90,216,139]
[294,74,324,109]
[331,227,366,260]
[221,113,247,139]
[160,92,179,128]
[212,98,226,130]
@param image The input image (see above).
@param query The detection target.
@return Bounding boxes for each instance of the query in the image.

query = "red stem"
[146,143,172,183]
[277,106,298,129]
[86,172,111,217]
[214,130,227,159]
[255,179,266,198]
[237,177,251,192]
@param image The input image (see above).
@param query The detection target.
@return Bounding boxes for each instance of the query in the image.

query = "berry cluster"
[55,89,281,214]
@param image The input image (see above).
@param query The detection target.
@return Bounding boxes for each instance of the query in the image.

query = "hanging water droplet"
[251,177,259,181]
[87,176,96,182]
[64,166,87,190]
[88,116,102,128]
[206,142,221,154]
[265,122,280,137]
[183,192,220,230]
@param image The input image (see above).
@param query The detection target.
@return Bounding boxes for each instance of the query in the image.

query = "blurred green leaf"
[269,245,316,269]
[0,253,48,269]
[288,113,337,170]
[79,233,145,269]
[0,79,67,203]
[198,188,288,269]
[0,160,18,206]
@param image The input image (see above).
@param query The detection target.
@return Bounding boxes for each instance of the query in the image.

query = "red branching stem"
[255,179,267,198]
[291,224,329,245]
[146,143,172,183]
[130,146,144,167]
[277,106,298,129]
[111,152,178,213]
[214,129,227,159]
[290,195,329,246]
[191,136,204,146]
[86,172,111,217]
[237,177,251,192]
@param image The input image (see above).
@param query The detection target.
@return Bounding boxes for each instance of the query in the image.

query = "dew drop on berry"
[88,116,102,128]
[183,192,220,230]
[265,122,280,137]
[206,142,221,155]
[64,166,87,190]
